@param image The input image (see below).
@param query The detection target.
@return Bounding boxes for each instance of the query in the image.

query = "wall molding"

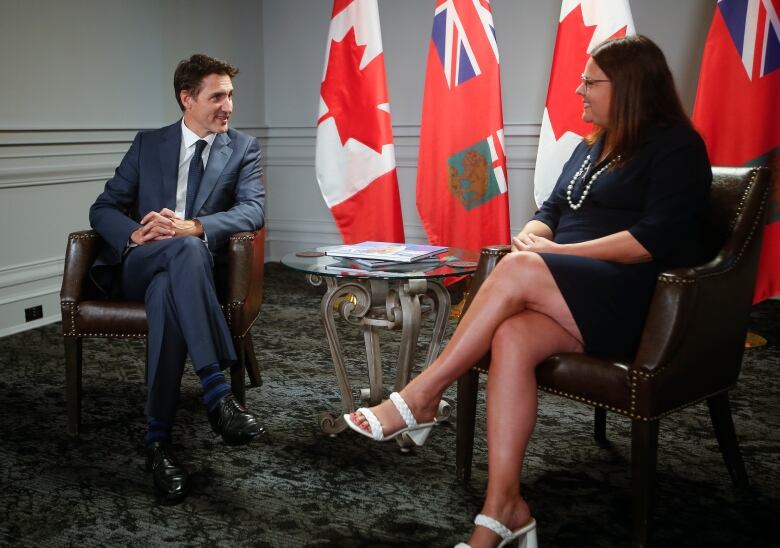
[0,283,62,307]
[258,122,541,169]
[0,257,64,293]
[0,164,117,189]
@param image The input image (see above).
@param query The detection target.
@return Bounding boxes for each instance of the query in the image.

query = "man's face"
[181,73,234,137]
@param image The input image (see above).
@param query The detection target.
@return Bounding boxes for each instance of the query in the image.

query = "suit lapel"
[194,131,233,215]
[159,122,181,210]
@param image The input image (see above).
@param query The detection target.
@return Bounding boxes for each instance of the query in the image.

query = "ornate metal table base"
[310,275,452,447]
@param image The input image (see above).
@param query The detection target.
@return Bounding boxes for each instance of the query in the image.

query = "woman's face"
[576,57,612,128]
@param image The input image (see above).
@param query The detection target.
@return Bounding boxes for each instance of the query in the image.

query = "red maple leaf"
[318,27,393,153]
[546,7,597,139]
[546,6,628,139]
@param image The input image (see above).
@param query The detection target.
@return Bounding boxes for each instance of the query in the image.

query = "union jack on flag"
[432,0,499,88]
[719,0,780,79]
[693,0,780,303]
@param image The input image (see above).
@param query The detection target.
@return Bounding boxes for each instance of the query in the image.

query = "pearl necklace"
[566,153,621,210]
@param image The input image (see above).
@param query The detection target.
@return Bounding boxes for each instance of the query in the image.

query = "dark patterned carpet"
[0,263,778,547]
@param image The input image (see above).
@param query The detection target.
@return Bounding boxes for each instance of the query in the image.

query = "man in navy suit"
[89,54,266,503]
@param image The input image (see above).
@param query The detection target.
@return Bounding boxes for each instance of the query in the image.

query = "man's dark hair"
[173,54,239,111]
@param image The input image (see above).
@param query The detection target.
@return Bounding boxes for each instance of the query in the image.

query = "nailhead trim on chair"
[60,301,147,338]
[222,299,263,338]
[64,333,146,338]
[539,386,632,415]
[658,277,696,285]
[481,245,511,257]
[707,169,767,272]
[538,383,736,422]
[631,368,660,380]
[475,350,738,420]
[657,168,764,286]
[61,301,76,336]
[68,232,99,240]
[229,234,256,242]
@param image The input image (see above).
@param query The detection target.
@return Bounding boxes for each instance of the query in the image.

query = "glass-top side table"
[281,247,479,447]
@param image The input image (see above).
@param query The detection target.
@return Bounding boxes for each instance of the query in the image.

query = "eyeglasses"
[580,73,610,91]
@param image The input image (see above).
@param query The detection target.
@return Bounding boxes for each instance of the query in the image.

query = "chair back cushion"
[703,167,769,262]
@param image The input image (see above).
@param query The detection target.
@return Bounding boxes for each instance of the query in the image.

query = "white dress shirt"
[176,120,217,219]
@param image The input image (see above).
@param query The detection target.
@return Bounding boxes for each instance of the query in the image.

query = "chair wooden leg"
[707,392,749,488]
[456,368,480,483]
[594,407,607,444]
[231,337,247,406]
[243,335,262,387]
[631,419,659,548]
[64,337,83,437]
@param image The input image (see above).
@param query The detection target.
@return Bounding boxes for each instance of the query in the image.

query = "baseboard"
[0,313,60,337]
[0,258,63,337]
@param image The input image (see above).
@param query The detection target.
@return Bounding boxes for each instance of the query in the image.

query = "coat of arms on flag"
[447,131,507,211]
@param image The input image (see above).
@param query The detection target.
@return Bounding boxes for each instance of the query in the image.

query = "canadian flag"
[533,0,635,207]
[316,0,405,243]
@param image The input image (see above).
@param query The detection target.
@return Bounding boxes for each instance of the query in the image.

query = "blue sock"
[197,363,231,411]
[145,417,172,448]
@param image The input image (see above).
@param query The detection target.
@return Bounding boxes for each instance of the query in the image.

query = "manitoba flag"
[415,0,509,252]
[693,0,780,303]
[533,0,634,207]
[316,0,405,244]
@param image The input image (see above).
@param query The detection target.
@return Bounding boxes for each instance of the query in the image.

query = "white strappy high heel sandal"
[454,514,538,548]
[343,392,437,446]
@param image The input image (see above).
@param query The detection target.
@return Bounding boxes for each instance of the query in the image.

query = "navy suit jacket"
[88,121,265,296]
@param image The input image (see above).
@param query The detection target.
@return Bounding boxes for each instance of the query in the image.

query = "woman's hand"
[511,220,555,252]
[515,229,652,263]
[512,232,563,254]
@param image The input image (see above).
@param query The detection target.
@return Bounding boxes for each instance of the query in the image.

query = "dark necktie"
[185,139,208,219]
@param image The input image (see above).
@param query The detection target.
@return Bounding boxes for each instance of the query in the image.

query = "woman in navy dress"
[345,35,712,548]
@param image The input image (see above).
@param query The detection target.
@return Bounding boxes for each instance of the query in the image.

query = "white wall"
[0,0,714,335]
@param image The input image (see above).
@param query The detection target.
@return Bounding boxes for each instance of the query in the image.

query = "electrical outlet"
[25,305,43,322]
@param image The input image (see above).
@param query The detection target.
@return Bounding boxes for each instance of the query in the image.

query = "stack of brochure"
[324,241,448,270]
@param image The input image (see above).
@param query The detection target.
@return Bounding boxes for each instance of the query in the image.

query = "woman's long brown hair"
[586,35,691,163]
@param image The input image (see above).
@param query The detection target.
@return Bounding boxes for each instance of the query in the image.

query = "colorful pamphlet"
[324,241,448,263]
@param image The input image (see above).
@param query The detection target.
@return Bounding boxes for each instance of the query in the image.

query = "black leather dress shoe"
[208,394,267,445]
[145,441,188,504]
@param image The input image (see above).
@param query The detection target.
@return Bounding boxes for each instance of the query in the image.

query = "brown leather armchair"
[61,228,266,436]
[454,167,771,547]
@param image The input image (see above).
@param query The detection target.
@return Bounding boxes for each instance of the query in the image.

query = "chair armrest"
[632,258,757,380]
[225,227,266,335]
[60,230,101,304]
[460,244,511,320]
